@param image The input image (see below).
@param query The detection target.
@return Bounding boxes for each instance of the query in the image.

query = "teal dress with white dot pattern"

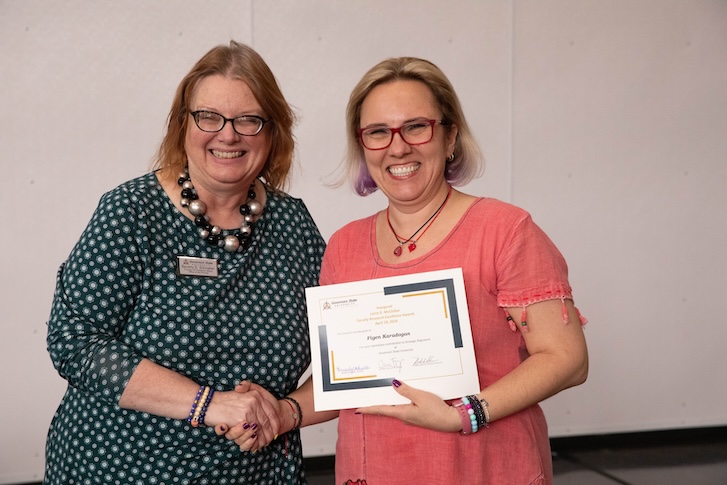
[45,173,325,484]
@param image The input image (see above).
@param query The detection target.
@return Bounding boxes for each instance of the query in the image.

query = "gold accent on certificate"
[176,256,219,277]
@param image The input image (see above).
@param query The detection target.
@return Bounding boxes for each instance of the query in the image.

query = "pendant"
[408,243,417,252]
[393,246,403,257]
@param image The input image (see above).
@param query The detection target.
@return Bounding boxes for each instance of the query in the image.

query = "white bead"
[248,200,263,215]
[211,226,221,236]
[223,235,240,252]
[183,180,194,190]
[188,200,207,216]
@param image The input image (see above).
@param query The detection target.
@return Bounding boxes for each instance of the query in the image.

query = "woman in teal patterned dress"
[44,41,324,484]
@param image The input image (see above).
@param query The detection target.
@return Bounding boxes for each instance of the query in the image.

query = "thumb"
[391,379,415,399]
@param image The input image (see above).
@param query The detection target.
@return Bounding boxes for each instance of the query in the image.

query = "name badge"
[177,256,219,278]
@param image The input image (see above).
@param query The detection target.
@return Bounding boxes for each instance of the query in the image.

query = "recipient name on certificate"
[305,268,479,411]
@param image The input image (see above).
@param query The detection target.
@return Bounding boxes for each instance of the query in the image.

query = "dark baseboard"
[303,425,727,471]
[549,425,727,452]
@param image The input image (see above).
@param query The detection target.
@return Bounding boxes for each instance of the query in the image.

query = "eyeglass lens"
[193,111,264,136]
[360,120,435,150]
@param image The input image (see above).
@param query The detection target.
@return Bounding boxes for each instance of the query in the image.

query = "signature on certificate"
[412,355,442,366]
[378,358,404,371]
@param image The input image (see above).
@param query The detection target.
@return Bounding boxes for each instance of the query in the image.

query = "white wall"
[1,0,725,482]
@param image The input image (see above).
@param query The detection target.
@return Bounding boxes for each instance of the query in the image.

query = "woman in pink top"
[225,57,588,484]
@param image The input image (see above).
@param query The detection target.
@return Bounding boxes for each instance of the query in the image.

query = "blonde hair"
[345,57,484,195]
[154,40,295,190]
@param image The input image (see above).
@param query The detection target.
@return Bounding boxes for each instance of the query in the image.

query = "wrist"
[280,396,302,432]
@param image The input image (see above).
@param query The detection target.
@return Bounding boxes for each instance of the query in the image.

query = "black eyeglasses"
[190,110,270,136]
[358,119,445,150]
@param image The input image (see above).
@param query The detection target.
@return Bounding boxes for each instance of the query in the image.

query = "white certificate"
[305,268,479,411]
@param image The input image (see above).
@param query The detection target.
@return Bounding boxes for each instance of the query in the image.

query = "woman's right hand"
[206,381,281,450]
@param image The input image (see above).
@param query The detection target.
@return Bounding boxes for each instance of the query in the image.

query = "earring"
[446,153,455,163]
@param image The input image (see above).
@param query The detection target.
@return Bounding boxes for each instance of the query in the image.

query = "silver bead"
[182,180,194,190]
[240,224,252,236]
[248,200,263,216]
[244,214,254,223]
[211,226,221,236]
[188,200,207,216]
[223,235,240,252]
[199,229,210,239]
[180,198,189,207]
[178,171,187,180]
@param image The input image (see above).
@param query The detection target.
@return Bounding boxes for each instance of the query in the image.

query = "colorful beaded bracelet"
[187,385,215,428]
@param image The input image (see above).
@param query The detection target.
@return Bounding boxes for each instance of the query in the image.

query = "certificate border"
[318,277,461,391]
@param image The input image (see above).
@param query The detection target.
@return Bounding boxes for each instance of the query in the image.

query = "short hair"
[345,57,484,196]
[154,40,295,190]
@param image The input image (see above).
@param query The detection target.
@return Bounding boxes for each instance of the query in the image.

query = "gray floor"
[17,429,727,484]
[305,429,727,484]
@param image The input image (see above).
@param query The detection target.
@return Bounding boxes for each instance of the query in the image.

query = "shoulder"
[265,189,317,225]
[328,213,377,245]
[469,197,530,221]
[98,172,162,209]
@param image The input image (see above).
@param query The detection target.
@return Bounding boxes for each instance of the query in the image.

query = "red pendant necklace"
[386,186,453,256]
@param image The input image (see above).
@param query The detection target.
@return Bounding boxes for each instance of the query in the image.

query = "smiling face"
[184,74,272,193]
[359,80,457,208]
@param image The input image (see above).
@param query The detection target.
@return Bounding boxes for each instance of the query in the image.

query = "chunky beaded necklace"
[386,186,453,257]
[177,168,264,253]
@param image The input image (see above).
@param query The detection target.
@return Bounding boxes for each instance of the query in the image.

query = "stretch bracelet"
[187,385,206,425]
[196,388,215,427]
[282,397,303,430]
[187,385,215,428]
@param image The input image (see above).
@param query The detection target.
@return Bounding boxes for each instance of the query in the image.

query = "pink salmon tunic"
[321,198,583,485]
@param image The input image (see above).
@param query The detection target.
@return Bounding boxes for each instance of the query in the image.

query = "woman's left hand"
[355,379,461,433]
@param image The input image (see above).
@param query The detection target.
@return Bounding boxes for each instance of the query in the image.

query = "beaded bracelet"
[187,385,215,428]
[196,388,215,427]
[190,386,210,427]
[282,396,303,430]
[453,395,490,434]
[187,385,206,425]
[467,396,487,429]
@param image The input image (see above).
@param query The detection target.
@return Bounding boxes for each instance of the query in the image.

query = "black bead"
[240,205,251,215]
[206,234,220,246]
[178,177,187,186]
[194,216,209,228]
[248,189,256,200]
[181,188,195,199]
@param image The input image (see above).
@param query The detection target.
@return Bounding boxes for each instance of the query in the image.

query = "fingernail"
[274,434,279,440]
[251,433,257,439]
[251,423,258,430]
[219,425,227,432]
[392,379,402,388]
[354,411,361,415]
[242,423,250,430]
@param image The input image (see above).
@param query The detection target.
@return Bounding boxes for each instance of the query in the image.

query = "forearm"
[280,378,339,432]
[118,358,200,420]
[478,346,588,423]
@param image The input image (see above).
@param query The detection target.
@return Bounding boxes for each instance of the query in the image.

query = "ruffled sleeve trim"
[498,284,588,332]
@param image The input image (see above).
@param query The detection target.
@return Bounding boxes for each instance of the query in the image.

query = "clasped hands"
[212,379,462,453]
